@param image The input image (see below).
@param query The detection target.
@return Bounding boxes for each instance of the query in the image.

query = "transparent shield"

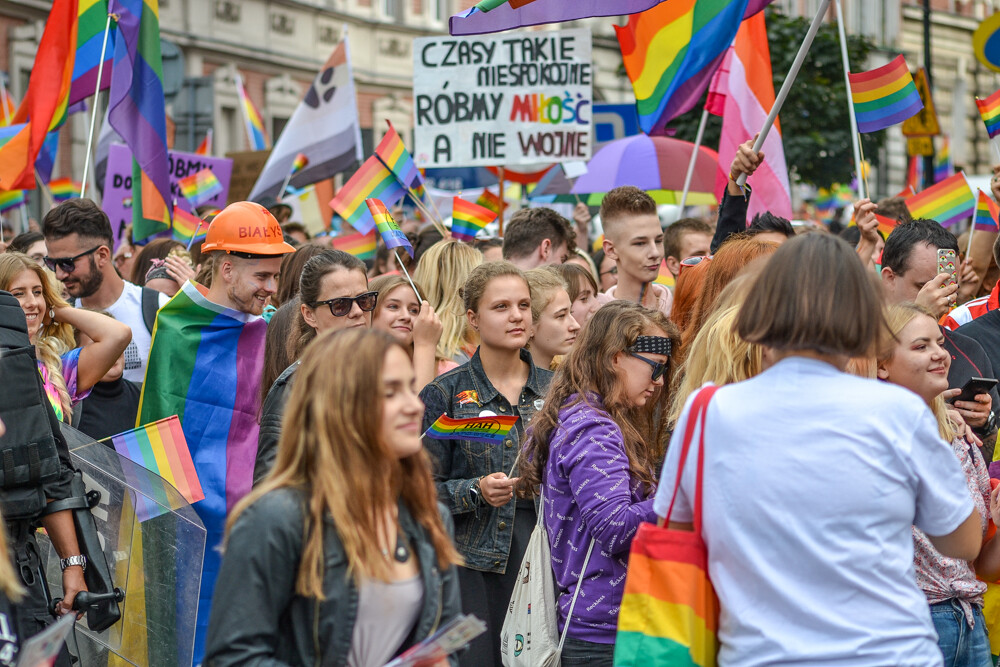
[37,428,206,667]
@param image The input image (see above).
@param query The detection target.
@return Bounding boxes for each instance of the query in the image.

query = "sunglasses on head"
[310,291,378,317]
[42,245,102,273]
[679,255,712,274]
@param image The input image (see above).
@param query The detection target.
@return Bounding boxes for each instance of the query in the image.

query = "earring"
[48,307,54,321]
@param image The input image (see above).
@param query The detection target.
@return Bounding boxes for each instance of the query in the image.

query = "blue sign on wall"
[592,104,641,147]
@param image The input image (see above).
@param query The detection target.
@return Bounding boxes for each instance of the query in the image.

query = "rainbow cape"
[978,90,1000,139]
[331,229,376,261]
[330,155,407,234]
[975,190,1000,233]
[368,197,414,255]
[451,197,496,242]
[137,279,267,661]
[425,414,519,443]
[905,172,976,228]
[848,55,923,134]
[178,168,223,208]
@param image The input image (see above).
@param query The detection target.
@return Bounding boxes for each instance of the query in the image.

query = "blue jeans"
[560,636,615,667]
[929,599,993,667]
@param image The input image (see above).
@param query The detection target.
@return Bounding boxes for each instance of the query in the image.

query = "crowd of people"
[3,137,1000,666]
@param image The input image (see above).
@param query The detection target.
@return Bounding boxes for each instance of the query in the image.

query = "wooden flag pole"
[406,188,448,238]
[736,0,832,188]
[678,108,709,212]
[498,167,506,236]
[395,249,423,301]
[834,0,866,201]
[81,14,115,200]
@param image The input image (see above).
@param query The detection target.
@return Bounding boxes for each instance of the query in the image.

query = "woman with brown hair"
[658,234,983,666]
[369,274,443,387]
[206,328,463,666]
[521,300,676,666]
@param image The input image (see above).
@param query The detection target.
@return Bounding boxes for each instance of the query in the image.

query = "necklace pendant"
[395,544,409,562]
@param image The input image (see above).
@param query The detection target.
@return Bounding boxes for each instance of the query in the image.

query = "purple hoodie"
[543,394,657,644]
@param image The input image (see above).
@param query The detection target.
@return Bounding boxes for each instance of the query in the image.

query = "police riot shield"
[36,426,206,667]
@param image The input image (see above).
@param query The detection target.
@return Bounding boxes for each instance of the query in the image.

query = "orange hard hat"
[200,201,295,256]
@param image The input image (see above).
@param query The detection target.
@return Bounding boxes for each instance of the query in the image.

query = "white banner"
[413,29,593,168]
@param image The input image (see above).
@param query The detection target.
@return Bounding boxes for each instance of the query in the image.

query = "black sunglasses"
[629,352,667,381]
[43,245,102,273]
[311,291,378,317]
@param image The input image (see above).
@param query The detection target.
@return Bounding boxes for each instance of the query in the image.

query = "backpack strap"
[140,286,160,334]
[557,538,595,654]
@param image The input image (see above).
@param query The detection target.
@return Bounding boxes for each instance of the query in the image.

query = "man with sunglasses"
[42,199,169,383]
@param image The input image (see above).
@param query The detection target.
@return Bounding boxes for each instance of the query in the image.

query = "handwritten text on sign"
[412,29,593,168]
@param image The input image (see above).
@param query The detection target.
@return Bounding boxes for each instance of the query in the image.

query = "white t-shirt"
[656,357,974,667]
[76,281,168,384]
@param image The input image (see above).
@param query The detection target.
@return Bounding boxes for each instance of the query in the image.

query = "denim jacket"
[419,348,553,573]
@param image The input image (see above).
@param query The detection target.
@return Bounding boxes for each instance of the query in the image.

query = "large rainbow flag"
[905,172,976,228]
[848,55,923,134]
[108,0,172,241]
[137,280,268,662]
[615,0,774,134]
[69,0,116,106]
[329,155,407,234]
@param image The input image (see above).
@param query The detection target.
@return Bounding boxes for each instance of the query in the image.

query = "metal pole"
[922,0,934,189]
[737,0,832,187]
[834,0,865,200]
[81,14,114,199]
[678,108,709,211]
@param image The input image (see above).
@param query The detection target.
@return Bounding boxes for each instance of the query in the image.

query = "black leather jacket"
[254,362,299,487]
[204,488,462,666]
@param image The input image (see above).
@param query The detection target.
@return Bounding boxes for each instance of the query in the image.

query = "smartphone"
[937,248,958,290]
[950,377,999,404]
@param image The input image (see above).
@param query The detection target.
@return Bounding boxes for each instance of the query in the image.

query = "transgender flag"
[710,11,791,221]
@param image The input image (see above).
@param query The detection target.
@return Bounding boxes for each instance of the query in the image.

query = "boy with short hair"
[594,186,671,316]
[662,218,713,279]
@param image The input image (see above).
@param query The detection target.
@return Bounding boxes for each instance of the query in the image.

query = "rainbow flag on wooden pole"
[905,172,976,228]
[848,55,923,134]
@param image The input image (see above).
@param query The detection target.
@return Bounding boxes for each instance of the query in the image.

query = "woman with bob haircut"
[206,328,463,666]
[521,300,676,665]
[657,233,983,666]
[523,267,580,371]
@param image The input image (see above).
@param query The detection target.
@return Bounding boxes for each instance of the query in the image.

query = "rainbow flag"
[107,415,205,521]
[615,0,774,134]
[329,155,407,234]
[178,168,223,208]
[108,0,172,242]
[290,152,308,175]
[905,172,976,228]
[137,280,267,661]
[236,74,268,150]
[171,206,207,244]
[450,0,701,36]
[69,0,116,106]
[476,188,504,216]
[451,197,496,242]
[975,190,1000,233]
[331,229,376,261]
[874,212,899,238]
[195,128,212,156]
[367,197,413,256]
[653,259,674,287]
[375,120,424,193]
[0,190,24,214]
[848,55,923,134]
[907,156,923,194]
[934,137,953,183]
[978,89,1000,139]
[49,177,81,202]
[425,414,519,444]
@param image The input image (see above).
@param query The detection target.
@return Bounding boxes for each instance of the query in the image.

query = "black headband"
[630,335,672,357]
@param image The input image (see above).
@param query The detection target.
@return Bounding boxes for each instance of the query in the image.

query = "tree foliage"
[666,8,883,190]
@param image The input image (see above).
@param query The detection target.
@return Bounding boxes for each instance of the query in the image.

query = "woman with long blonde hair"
[0,253,130,422]
[413,238,483,365]
[878,302,1000,666]
[207,329,462,666]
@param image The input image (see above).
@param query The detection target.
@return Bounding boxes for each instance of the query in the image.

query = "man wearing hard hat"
[136,202,294,662]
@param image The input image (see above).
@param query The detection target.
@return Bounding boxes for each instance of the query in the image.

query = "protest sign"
[103,145,233,236]
[413,29,592,168]
[227,150,271,203]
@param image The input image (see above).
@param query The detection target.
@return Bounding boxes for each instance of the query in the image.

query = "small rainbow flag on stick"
[476,189,504,216]
[329,155,407,234]
[171,206,208,245]
[291,152,309,175]
[367,197,413,256]
[178,168,223,208]
[0,190,24,214]
[975,190,1000,233]
[977,90,1000,139]
[375,121,423,193]
[49,177,81,202]
[331,229,376,261]
[105,415,205,521]
[905,172,976,228]
[875,213,900,238]
[424,414,519,444]
[451,197,496,242]
[848,55,923,134]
